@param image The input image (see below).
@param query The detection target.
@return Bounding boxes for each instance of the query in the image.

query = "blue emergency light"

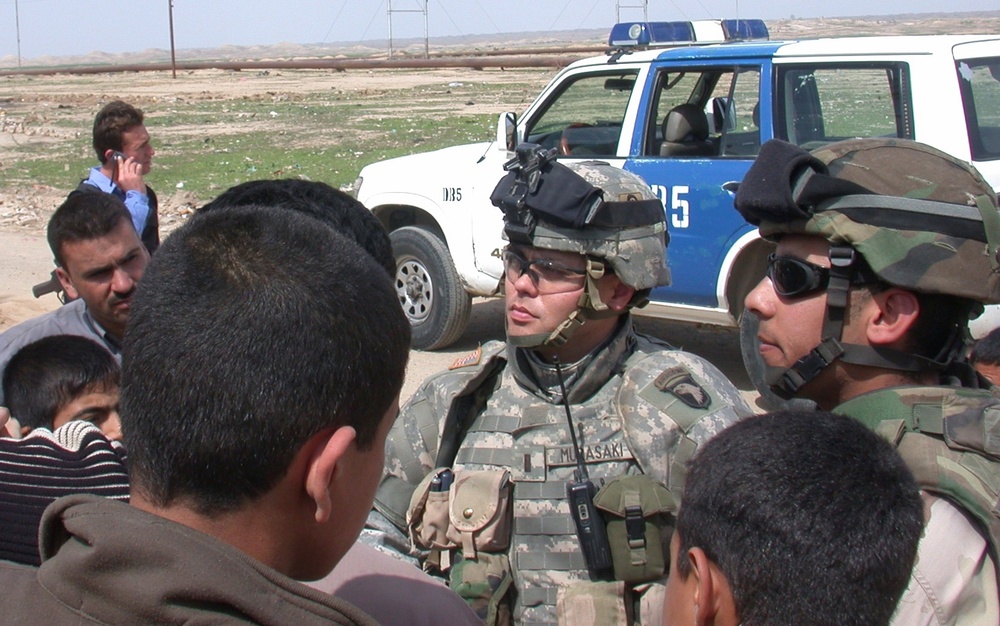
[721,19,769,41]
[608,18,768,48]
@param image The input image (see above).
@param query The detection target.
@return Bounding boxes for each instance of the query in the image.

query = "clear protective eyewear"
[503,249,587,294]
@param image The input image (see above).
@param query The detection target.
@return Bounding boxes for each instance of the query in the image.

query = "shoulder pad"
[616,350,752,495]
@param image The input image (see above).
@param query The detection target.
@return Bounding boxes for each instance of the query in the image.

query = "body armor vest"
[455,364,637,626]
[837,385,1000,568]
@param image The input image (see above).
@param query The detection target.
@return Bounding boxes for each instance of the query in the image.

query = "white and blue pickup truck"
[354,19,1000,402]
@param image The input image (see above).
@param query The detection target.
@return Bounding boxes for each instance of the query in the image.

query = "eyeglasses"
[503,249,587,294]
[766,253,830,298]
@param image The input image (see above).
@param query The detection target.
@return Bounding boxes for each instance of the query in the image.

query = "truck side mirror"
[498,112,517,152]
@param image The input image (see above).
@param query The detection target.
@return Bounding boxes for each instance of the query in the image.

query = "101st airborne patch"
[653,366,711,409]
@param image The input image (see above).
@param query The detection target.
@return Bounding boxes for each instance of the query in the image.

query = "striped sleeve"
[0,422,129,566]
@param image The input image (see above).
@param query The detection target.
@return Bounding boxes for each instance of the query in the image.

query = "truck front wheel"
[390,226,472,350]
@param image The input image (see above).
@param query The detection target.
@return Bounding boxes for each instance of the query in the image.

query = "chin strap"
[508,258,621,349]
[769,246,856,399]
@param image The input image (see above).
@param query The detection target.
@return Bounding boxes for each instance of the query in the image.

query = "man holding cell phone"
[76,100,160,254]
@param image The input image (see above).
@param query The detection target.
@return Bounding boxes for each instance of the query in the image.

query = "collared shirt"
[0,299,121,405]
[82,167,150,236]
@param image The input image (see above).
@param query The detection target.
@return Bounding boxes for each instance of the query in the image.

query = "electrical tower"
[616,0,648,22]
[387,0,429,59]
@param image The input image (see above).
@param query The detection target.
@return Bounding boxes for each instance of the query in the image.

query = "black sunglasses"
[766,253,830,298]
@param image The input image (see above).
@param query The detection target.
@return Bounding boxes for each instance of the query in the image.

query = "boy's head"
[199,179,395,277]
[120,204,410,579]
[2,335,120,439]
[970,326,1000,386]
[663,410,923,626]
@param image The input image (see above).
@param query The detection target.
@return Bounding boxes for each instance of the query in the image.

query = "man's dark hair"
[47,192,132,268]
[120,205,410,516]
[971,326,1000,367]
[2,335,119,431]
[93,100,144,164]
[200,179,395,277]
[676,410,923,626]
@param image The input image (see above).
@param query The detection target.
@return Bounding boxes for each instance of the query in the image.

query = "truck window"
[776,64,913,149]
[524,70,639,157]
[957,58,1000,161]
[645,67,761,158]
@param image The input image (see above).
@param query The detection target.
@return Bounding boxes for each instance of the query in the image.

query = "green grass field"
[0,67,554,205]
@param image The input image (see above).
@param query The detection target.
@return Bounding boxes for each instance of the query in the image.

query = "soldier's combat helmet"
[735,137,1000,398]
[490,143,670,347]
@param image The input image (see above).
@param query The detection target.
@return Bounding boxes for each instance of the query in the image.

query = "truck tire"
[739,311,815,411]
[390,226,472,350]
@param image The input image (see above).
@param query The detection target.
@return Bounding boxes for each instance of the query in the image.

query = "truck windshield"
[525,69,639,157]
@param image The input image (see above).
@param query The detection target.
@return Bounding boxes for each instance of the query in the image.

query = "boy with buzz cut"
[663,410,924,626]
[0,204,411,624]
[2,334,121,440]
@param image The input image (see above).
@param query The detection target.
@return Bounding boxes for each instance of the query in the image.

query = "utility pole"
[387,0,429,59]
[14,0,22,68]
[168,0,177,78]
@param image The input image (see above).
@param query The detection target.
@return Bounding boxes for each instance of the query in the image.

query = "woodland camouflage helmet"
[735,138,1000,398]
[490,143,669,347]
[736,138,1000,303]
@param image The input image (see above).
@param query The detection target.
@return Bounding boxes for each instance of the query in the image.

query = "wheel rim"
[396,257,433,324]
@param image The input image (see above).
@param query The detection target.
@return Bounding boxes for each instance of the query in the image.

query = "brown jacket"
[0,495,378,625]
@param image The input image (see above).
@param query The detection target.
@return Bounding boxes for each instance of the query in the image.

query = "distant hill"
[3,11,1000,70]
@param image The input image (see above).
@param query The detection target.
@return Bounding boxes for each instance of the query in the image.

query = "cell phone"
[110,151,127,161]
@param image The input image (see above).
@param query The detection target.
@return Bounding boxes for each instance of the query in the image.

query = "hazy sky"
[1,0,998,60]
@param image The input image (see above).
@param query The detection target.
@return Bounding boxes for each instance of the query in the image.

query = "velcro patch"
[546,442,633,467]
[653,367,711,410]
[450,345,483,370]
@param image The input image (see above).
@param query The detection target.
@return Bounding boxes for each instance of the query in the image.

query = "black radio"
[554,358,613,578]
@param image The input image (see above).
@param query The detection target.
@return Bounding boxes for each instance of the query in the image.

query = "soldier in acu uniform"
[738,138,1000,626]
[368,145,752,626]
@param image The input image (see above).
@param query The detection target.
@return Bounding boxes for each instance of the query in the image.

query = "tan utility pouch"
[594,474,675,584]
[557,580,630,626]
[407,468,514,560]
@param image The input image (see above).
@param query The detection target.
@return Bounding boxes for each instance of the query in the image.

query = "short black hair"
[200,179,395,277]
[93,100,144,164]
[971,326,1000,367]
[120,205,410,516]
[676,410,923,626]
[2,335,119,431]
[47,191,132,268]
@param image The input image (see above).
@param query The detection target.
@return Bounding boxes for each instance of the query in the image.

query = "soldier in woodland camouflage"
[737,138,1000,626]
[368,146,752,626]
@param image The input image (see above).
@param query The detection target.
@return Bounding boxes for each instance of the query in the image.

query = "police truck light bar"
[608,19,768,48]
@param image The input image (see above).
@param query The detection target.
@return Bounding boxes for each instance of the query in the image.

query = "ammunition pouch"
[407,468,515,625]
[594,474,675,584]
[450,552,514,626]
[407,468,514,563]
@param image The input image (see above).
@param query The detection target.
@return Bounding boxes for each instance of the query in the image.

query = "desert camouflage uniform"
[836,386,1000,626]
[374,317,751,626]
